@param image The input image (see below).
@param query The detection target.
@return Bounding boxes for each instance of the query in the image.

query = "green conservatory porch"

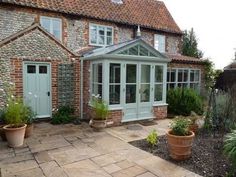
[81,39,171,124]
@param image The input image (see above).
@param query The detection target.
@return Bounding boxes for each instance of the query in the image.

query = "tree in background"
[204,59,222,91]
[182,28,203,58]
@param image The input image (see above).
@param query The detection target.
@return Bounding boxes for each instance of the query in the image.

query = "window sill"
[108,107,123,111]
[153,103,168,107]
[88,103,123,111]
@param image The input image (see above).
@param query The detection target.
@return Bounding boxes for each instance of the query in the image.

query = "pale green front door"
[123,63,153,122]
[23,63,51,118]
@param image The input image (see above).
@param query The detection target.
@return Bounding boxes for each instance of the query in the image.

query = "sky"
[162,0,236,69]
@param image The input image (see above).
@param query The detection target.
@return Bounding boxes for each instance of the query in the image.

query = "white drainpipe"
[80,58,84,120]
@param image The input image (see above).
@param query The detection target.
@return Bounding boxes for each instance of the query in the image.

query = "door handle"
[47,92,50,96]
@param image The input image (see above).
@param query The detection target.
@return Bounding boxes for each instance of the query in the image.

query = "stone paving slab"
[63,159,111,177]
[1,160,38,177]
[0,121,202,177]
[5,168,45,177]
[40,161,68,177]
[106,119,171,142]
[111,165,147,177]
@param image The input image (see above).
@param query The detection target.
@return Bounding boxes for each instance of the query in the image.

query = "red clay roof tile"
[167,53,205,64]
[1,0,182,34]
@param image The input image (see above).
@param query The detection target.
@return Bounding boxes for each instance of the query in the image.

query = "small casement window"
[89,24,113,46]
[91,63,103,98]
[109,63,121,105]
[40,16,62,41]
[39,66,47,74]
[27,65,36,74]
[154,34,166,53]
[154,65,164,102]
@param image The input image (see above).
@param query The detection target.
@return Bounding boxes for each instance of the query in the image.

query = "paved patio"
[0,120,201,177]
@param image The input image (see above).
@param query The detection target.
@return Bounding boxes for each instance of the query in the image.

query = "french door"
[23,63,51,118]
[123,63,153,122]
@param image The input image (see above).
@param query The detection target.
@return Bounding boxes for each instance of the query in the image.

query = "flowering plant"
[0,82,28,127]
[91,94,109,120]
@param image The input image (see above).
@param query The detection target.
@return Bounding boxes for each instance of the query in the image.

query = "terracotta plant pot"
[0,125,7,141]
[25,124,34,138]
[189,124,198,134]
[3,124,27,148]
[89,119,106,131]
[167,130,195,161]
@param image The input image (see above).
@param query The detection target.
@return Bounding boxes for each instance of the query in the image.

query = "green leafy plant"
[224,130,236,176]
[170,118,191,136]
[4,98,28,127]
[0,109,5,124]
[51,106,75,124]
[91,97,109,120]
[23,106,35,125]
[167,88,204,116]
[146,130,158,150]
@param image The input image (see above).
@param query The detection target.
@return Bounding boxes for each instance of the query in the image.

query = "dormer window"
[154,34,166,53]
[40,16,62,41]
[89,23,113,47]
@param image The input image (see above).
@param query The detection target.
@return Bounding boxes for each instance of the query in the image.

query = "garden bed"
[129,130,233,177]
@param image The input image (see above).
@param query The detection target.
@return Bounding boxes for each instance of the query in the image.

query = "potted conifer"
[89,95,109,131]
[167,118,195,160]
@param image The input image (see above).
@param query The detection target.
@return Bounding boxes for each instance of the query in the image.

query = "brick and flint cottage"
[0,0,205,126]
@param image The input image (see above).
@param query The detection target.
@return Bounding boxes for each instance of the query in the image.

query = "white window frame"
[154,34,166,53]
[40,16,62,41]
[89,23,114,47]
[153,64,167,105]
[109,63,122,106]
[167,68,201,92]
[91,62,103,100]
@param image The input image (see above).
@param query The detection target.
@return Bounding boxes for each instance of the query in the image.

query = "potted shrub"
[167,118,195,160]
[3,98,27,147]
[89,96,109,131]
[0,109,7,141]
[24,106,35,138]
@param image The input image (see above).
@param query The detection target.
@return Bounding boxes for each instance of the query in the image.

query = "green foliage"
[170,118,191,136]
[51,106,75,124]
[0,109,5,124]
[91,97,109,120]
[182,28,203,59]
[167,88,204,116]
[23,106,35,125]
[4,98,28,127]
[146,130,158,149]
[224,130,236,175]
[203,59,222,91]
